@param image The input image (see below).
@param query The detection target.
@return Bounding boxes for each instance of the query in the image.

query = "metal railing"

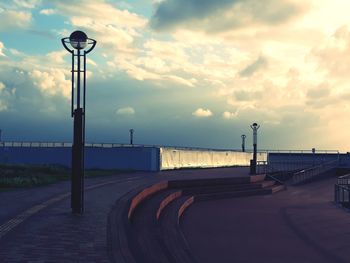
[337,174,350,185]
[263,149,339,154]
[292,159,339,185]
[335,184,350,207]
[267,161,317,173]
[256,161,268,174]
[0,141,155,148]
[256,161,287,188]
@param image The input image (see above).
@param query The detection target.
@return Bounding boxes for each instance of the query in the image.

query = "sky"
[0,0,350,151]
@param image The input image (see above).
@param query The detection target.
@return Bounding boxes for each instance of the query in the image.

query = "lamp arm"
[61,38,74,54]
[84,39,97,54]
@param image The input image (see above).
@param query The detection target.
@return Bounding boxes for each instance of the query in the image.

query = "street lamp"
[62,30,96,214]
[250,123,260,175]
[129,129,134,145]
[241,134,246,152]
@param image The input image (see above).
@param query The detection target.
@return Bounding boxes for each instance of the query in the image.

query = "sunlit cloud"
[39,8,55,15]
[116,107,135,116]
[223,111,238,119]
[13,0,41,9]
[2,0,350,150]
[29,69,71,98]
[192,108,213,118]
[0,9,32,31]
[0,41,5,57]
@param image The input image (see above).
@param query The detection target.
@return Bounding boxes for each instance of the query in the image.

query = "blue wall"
[0,146,160,171]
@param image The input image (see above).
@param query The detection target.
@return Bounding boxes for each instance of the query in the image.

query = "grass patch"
[0,164,133,189]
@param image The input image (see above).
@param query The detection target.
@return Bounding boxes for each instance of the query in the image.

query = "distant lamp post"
[250,123,260,175]
[312,148,316,166]
[61,31,96,214]
[241,134,246,152]
[129,129,134,145]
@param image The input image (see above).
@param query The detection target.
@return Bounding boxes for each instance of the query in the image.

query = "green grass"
[0,164,133,188]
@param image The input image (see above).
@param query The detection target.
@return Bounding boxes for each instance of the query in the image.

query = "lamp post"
[241,134,246,152]
[62,31,96,214]
[250,123,260,175]
[129,129,134,145]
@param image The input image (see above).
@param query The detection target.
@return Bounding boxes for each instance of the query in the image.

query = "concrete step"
[250,174,266,183]
[271,184,285,193]
[169,175,266,189]
[196,185,285,201]
[158,196,199,263]
[181,180,275,195]
[130,189,177,263]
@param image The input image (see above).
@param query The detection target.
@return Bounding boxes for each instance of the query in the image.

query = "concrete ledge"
[109,173,283,263]
[178,196,195,220]
[156,191,182,220]
[250,174,266,183]
[128,181,168,219]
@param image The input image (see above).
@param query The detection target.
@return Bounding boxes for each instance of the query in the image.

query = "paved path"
[0,167,250,262]
[182,177,349,263]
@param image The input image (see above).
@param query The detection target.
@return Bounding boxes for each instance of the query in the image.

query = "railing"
[292,159,339,185]
[337,174,350,185]
[334,184,350,207]
[256,161,268,174]
[0,141,154,148]
[0,141,264,152]
[267,161,316,173]
[0,141,339,154]
[263,149,339,154]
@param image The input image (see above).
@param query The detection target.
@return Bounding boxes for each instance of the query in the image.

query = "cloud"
[306,83,330,99]
[39,8,55,15]
[51,0,149,74]
[0,9,32,31]
[192,108,213,117]
[0,81,15,112]
[0,41,5,56]
[30,69,71,98]
[14,0,41,9]
[223,111,237,119]
[46,50,67,64]
[150,0,305,33]
[116,107,135,115]
[239,56,267,77]
[311,25,350,81]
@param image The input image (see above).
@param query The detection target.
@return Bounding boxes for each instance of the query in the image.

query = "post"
[71,108,84,213]
[129,129,134,145]
[241,134,246,152]
[62,31,96,214]
[250,123,260,175]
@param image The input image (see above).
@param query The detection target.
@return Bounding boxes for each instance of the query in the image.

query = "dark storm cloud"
[150,0,304,32]
[150,0,234,31]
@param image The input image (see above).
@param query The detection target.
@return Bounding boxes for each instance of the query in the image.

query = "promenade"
[182,177,349,263]
[0,167,249,262]
[0,167,347,262]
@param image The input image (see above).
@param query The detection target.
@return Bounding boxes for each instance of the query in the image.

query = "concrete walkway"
[0,167,250,262]
[182,177,349,263]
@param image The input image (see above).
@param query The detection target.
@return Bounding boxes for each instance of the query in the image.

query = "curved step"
[158,196,199,263]
[157,191,182,220]
[168,175,266,189]
[181,180,275,195]
[196,185,285,201]
[130,189,178,263]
